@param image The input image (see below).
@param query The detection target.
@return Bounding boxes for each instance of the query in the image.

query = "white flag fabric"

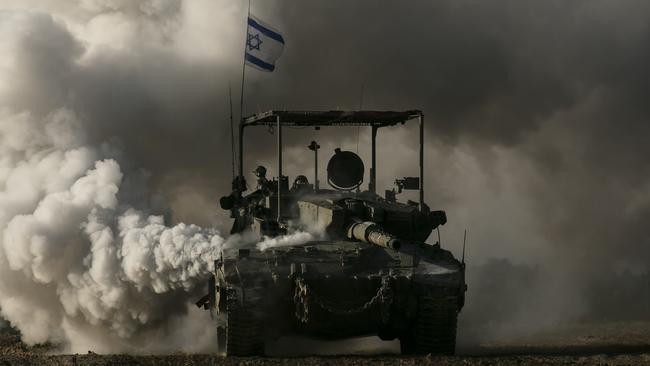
[245,15,285,72]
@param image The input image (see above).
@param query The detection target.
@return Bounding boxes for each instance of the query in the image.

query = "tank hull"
[211,240,465,354]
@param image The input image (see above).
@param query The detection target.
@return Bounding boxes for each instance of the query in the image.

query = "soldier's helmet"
[253,165,267,178]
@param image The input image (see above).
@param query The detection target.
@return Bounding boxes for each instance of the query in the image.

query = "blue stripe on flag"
[245,53,275,71]
[248,17,285,44]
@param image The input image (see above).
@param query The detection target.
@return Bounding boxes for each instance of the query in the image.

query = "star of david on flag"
[245,15,285,72]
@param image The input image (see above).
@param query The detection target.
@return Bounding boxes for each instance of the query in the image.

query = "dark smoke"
[1,0,649,351]
[256,1,650,336]
[253,0,650,328]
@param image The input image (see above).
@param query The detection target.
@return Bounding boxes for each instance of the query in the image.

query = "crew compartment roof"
[242,110,422,127]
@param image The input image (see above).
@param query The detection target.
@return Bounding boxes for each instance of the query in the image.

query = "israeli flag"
[245,15,285,72]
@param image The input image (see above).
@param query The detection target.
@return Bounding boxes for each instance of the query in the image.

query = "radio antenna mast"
[356,83,364,153]
[462,229,467,265]
[229,81,235,179]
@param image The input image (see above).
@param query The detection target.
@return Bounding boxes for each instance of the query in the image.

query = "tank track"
[400,296,458,355]
[221,304,265,356]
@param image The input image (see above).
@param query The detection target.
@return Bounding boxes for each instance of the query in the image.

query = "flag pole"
[237,0,251,178]
[228,81,235,179]
[239,0,251,128]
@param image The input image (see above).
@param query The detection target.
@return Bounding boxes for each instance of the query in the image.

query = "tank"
[198,110,467,356]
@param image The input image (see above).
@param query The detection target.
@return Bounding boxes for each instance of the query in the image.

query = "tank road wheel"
[223,305,265,356]
[400,296,458,355]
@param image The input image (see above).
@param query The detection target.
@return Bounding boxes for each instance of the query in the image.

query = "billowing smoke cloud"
[0,106,228,352]
[1,0,649,354]
[0,4,235,352]
[264,0,650,340]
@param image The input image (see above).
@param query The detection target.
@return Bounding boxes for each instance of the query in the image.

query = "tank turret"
[295,193,445,248]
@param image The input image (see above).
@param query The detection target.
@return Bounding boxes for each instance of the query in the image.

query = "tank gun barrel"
[346,220,402,250]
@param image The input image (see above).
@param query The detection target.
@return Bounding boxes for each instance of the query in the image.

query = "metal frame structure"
[238,110,425,219]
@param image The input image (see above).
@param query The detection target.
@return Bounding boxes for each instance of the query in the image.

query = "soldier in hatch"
[241,165,272,207]
[253,165,272,193]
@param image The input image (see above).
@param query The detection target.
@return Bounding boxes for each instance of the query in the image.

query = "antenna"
[308,141,320,190]
[359,83,365,108]
[356,83,364,153]
[462,229,467,265]
[229,81,235,179]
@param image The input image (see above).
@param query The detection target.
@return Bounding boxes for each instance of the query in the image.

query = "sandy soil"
[1,322,650,365]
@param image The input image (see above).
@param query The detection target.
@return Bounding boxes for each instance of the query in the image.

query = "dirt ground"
[1,322,650,366]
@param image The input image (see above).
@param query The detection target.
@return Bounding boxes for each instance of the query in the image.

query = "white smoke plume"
[257,231,314,251]
[0,107,228,353]
[0,1,251,353]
